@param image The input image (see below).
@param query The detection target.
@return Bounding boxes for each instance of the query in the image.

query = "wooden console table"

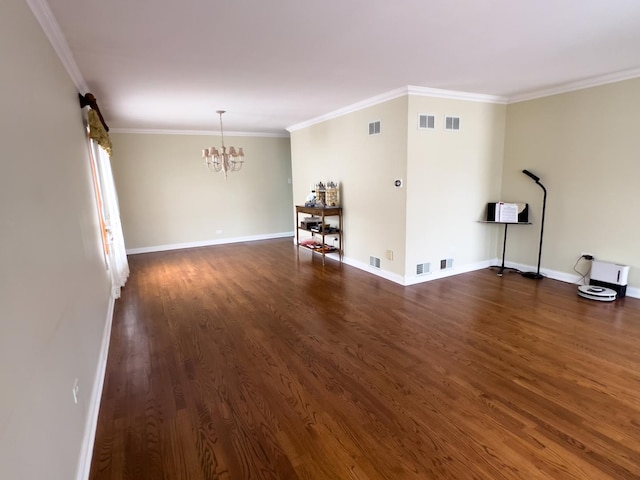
[295,205,343,264]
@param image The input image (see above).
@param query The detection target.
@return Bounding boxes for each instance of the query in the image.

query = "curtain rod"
[78,93,109,132]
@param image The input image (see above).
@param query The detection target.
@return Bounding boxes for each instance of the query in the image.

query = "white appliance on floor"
[578,260,630,302]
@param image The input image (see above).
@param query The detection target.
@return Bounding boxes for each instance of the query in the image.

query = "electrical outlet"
[386,250,394,261]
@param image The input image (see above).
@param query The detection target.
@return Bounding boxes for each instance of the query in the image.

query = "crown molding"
[508,67,640,104]
[287,87,409,132]
[25,0,88,93]
[407,85,508,104]
[25,0,640,129]
[287,85,507,132]
[109,128,289,138]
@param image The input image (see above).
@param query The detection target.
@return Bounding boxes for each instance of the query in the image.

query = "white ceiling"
[38,0,640,135]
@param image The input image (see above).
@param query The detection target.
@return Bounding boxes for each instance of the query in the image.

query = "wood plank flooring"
[89,238,640,479]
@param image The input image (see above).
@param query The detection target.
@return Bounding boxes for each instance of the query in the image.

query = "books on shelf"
[498,203,518,223]
[299,239,337,252]
[486,202,529,223]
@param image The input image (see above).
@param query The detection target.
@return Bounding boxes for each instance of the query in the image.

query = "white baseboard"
[126,231,295,255]
[75,294,116,480]
[340,256,640,298]
[342,256,499,286]
[504,261,640,299]
[130,233,640,299]
[627,286,640,298]
[403,258,499,286]
[342,256,406,284]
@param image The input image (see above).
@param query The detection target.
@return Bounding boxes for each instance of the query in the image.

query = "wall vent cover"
[368,120,381,135]
[418,114,435,130]
[370,256,381,268]
[416,262,431,275]
[445,116,460,131]
[440,258,454,269]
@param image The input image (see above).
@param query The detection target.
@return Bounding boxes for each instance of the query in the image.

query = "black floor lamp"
[522,169,547,279]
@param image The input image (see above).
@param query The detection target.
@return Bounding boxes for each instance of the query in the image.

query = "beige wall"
[405,96,506,280]
[110,133,293,250]
[290,94,505,281]
[0,0,112,478]
[290,96,409,276]
[502,78,640,289]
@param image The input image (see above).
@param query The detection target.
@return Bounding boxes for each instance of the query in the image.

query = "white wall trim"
[75,293,116,480]
[109,128,289,138]
[342,256,407,285]
[287,87,409,132]
[287,85,506,132]
[404,258,498,286]
[24,0,88,93]
[508,67,640,104]
[126,231,295,255]
[505,261,581,284]
[21,0,640,134]
[287,69,640,133]
[407,85,508,104]
[504,261,640,299]
[340,256,497,286]
[337,255,640,298]
[626,286,640,299]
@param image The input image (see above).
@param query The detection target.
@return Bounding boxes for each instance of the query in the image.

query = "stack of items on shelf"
[296,190,343,264]
[310,224,339,233]
[305,181,340,207]
[300,216,322,229]
[298,238,337,252]
[486,202,529,223]
[325,181,339,206]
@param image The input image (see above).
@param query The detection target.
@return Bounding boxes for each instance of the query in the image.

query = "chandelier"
[201,110,245,179]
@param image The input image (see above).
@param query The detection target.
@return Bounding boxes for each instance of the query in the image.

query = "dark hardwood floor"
[89,238,640,479]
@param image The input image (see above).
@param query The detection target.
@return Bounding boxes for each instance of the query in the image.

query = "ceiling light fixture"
[201,110,245,179]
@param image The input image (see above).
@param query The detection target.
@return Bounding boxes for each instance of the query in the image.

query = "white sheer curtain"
[91,141,129,298]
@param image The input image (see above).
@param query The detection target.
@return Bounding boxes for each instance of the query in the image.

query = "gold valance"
[88,108,112,156]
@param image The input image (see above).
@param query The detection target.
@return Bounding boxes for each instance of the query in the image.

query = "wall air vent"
[369,256,381,268]
[445,116,460,131]
[418,114,435,130]
[440,258,453,269]
[368,120,381,135]
[416,262,431,275]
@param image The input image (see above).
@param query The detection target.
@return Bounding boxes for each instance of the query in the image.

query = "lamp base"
[521,271,544,280]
